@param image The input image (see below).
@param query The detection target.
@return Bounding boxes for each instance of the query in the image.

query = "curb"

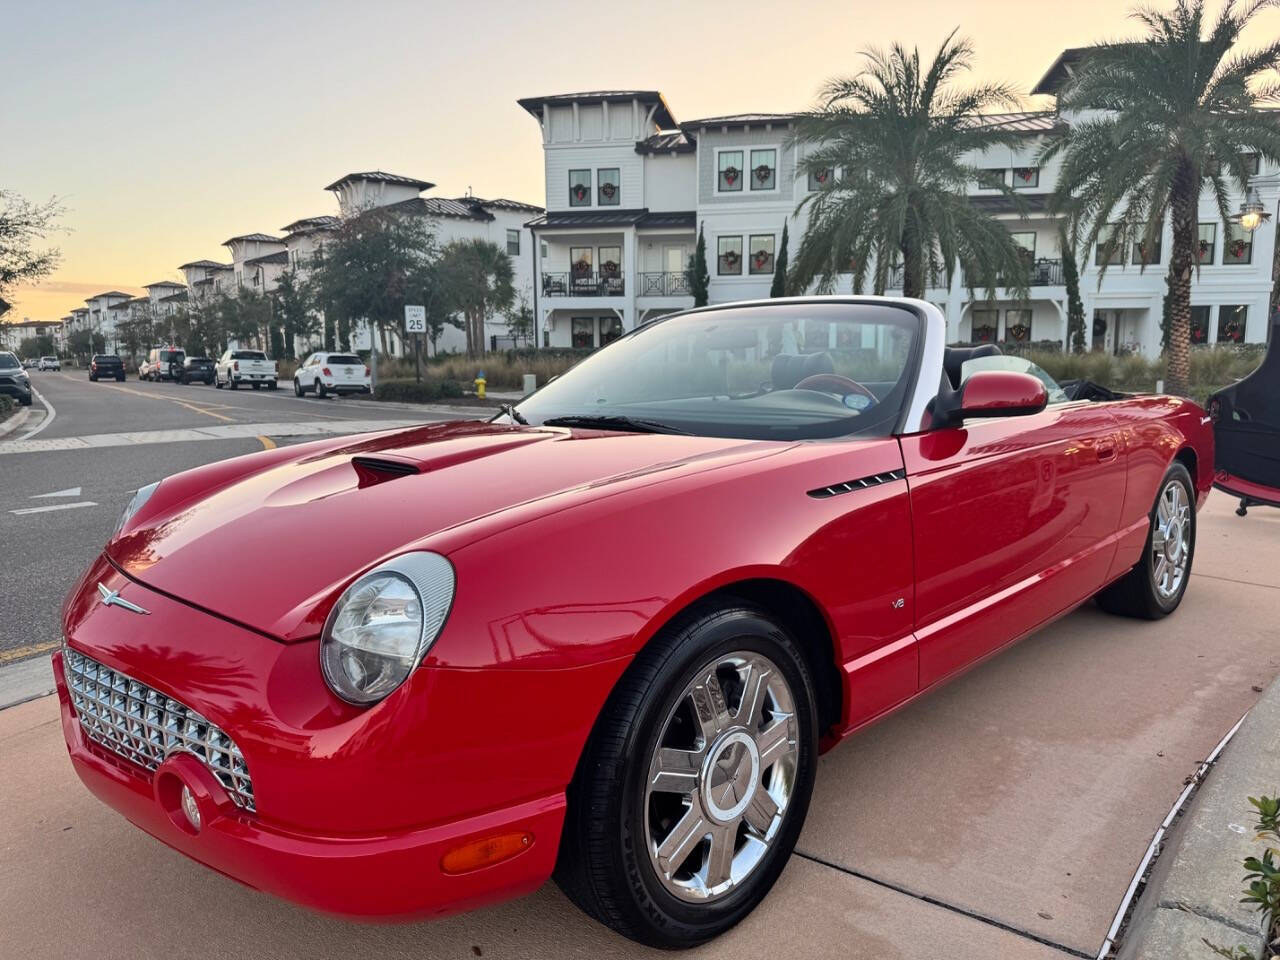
[0,406,31,439]
[1117,681,1280,959]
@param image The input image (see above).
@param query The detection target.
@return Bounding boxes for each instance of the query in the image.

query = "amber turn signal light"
[440,832,534,875]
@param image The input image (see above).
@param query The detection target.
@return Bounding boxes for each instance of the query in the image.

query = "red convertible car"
[54,297,1211,948]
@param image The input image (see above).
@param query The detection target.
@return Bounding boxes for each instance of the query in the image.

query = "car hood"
[106,421,782,641]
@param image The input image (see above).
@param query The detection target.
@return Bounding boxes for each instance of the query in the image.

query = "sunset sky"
[6,0,1277,323]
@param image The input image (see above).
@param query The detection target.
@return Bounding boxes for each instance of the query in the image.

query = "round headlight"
[114,481,160,537]
[320,552,455,705]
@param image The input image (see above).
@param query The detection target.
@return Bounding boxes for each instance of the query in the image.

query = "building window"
[506,229,520,256]
[1005,309,1032,342]
[1132,228,1162,265]
[978,169,1006,189]
[1218,305,1247,343]
[599,316,624,345]
[718,151,744,192]
[569,169,592,206]
[571,317,595,349]
[1242,152,1261,176]
[718,236,743,275]
[1010,231,1036,267]
[1190,305,1211,344]
[748,234,776,274]
[570,246,593,283]
[598,246,622,291]
[1012,167,1040,189]
[1224,223,1253,264]
[808,167,834,190]
[1095,224,1125,265]
[971,309,998,343]
[749,149,776,190]
[540,241,548,258]
[597,168,620,206]
[1197,223,1216,264]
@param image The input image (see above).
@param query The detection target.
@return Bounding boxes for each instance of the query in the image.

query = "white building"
[521,67,1278,354]
[83,291,134,353]
[178,260,233,303]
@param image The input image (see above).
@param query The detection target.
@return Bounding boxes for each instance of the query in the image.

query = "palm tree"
[790,31,1032,300]
[1042,0,1280,396]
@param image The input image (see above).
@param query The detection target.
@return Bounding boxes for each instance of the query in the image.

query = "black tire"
[1097,461,1196,619]
[315,380,326,399]
[229,378,238,390]
[89,375,96,382]
[293,378,304,397]
[116,374,125,382]
[555,602,819,949]
[215,375,223,389]
[252,382,261,390]
[267,381,277,391]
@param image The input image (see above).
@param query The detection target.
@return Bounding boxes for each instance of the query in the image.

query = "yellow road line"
[101,383,236,422]
[0,640,60,664]
[258,435,276,449]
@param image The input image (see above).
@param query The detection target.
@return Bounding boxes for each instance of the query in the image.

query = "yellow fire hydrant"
[473,372,486,399]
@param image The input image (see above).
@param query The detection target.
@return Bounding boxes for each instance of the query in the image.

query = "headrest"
[771,352,835,390]
[943,344,1002,389]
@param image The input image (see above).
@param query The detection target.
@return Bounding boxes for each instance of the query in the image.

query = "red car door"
[900,401,1125,689]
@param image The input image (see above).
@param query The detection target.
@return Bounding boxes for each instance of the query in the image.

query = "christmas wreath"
[572,257,591,277]
[1222,316,1244,341]
[753,249,772,270]
[601,260,619,277]
[721,166,740,187]
[1229,238,1248,259]
[1197,238,1211,260]
[753,163,773,185]
[1008,323,1031,342]
[571,182,589,203]
[721,249,741,268]
[814,169,830,185]
[1015,168,1036,183]
[600,181,617,200]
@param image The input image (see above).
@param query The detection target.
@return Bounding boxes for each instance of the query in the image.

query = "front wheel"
[251,382,261,390]
[293,379,304,397]
[1097,461,1196,619]
[267,381,277,391]
[555,604,818,948]
[229,378,238,390]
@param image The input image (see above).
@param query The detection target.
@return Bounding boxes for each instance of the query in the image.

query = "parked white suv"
[215,349,278,390]
[38,356,60,371]
[293,352,371,398]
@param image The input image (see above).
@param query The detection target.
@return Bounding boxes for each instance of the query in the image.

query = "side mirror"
[933,370,1048,428]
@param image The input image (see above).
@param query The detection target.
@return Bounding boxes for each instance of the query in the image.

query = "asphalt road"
[0,368,464,665]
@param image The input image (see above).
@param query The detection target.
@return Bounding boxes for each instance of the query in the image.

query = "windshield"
[514,302,922,440]
[959,354,1069,404]
[0,353,18,369]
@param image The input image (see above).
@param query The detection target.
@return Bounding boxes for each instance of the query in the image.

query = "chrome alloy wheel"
[1151,478,1191,600]
[644,652,799,903]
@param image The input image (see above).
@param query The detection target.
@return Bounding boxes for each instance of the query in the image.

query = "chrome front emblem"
[96,582,149,615]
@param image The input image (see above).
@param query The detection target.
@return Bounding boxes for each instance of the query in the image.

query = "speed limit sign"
[404,304,426,333]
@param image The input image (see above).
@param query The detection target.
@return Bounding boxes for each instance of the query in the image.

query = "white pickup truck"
[215,349,278,390]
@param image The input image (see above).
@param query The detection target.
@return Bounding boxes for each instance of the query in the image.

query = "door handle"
[1096,435,1118,462]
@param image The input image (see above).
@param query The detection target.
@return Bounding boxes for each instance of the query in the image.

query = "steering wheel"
[793,373,877,403]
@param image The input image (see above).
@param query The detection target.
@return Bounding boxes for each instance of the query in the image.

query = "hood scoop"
[352,456,419,487]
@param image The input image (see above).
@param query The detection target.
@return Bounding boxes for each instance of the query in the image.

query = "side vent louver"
[351,456,420,487]
[807,469,904,499]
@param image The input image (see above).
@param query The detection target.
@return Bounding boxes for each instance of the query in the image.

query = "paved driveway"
[2,493,1277,960]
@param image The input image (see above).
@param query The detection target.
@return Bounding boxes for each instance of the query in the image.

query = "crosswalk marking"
[10,501,98,515]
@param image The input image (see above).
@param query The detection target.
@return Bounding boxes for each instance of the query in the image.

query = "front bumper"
[51,555,624,919]
[0,380,31,402]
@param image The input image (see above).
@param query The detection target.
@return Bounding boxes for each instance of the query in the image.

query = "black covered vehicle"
[179,356,216,385]
[0,351,33,406]
[89,354,126,382]
[1208,314,1280,515]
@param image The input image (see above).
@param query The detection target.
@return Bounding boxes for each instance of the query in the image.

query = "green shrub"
[0,395,13,419]
[372,378,465,403]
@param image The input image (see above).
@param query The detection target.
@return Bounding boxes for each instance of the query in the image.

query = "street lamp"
[1234,187,1272,233]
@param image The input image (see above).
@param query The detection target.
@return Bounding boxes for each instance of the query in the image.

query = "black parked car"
[179,356,216,385]
[89,354,126,382]
[0,351,33,406]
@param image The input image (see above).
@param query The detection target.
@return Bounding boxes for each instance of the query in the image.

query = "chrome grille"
[63,648,256,812]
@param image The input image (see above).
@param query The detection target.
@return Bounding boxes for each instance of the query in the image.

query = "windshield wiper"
[497,404,529,425]
[541,414,690,435]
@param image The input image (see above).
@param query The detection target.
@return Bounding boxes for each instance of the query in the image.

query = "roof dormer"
[324,171,433,215]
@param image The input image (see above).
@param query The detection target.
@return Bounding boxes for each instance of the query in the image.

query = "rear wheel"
[229,378,238,390]
[555,603,818,948]
[267,381,277,391]
[293,378,304,397]
[315,380,326,399]
[1097,462,1195,619]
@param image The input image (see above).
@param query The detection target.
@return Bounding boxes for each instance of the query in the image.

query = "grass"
[1024,344,1264,404]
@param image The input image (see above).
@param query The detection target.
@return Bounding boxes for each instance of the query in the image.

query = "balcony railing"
[542,271,625,297]
[638,271,693,297]
[885,258,1065,290]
